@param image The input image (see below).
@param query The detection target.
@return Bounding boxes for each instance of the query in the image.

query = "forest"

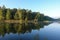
[0,5,54,23]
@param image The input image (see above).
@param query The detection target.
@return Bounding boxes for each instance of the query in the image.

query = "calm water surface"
[0,22,60,40]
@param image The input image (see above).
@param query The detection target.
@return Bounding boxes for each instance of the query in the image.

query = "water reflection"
[0,22,52,40]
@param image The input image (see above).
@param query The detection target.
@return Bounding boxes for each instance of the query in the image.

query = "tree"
[26,10,32,20]
[14,9,22,20]
[38,14,44,21]
[6,9,11,20]
[10,8,17,19]
[2,5,6,20]
[21,9,26,20]
[0,9,3,20]
[34,12,40,21]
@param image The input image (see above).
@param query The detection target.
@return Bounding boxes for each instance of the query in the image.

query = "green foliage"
[6,9,10,20]
[0,9,3,20]
[14,9,22,20]
[0,5,54,22]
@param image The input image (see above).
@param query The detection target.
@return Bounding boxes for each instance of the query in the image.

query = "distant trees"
[0,5,54,22]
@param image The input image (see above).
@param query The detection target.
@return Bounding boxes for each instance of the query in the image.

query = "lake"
[0,22,60,40]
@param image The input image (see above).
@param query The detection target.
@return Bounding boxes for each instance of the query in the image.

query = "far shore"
[0,20,53,24]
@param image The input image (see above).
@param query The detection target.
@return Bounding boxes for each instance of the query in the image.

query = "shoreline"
[0,20,53,24]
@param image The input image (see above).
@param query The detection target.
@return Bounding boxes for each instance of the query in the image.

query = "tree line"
[0,5,54,21]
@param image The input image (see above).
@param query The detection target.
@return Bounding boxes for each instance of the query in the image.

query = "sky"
[0,0,60,18]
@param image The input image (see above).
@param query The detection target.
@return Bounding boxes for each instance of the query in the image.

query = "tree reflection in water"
[0,22,51,36]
